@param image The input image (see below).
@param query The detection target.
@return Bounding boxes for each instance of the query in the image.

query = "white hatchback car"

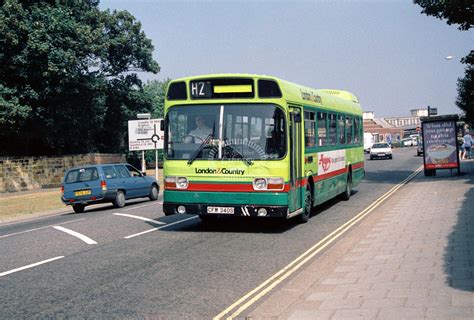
[370,142,393,160]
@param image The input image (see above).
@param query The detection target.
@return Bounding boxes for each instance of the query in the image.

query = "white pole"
[155,149,159,181]
[218,105,224,159]
[142,150,145,173]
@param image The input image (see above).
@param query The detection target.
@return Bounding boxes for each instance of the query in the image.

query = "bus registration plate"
[207,206,234,214]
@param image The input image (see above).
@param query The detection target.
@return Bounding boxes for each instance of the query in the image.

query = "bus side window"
[338,114,345,144]
[329,113,337,145]
[354,117,360,143]
[346,116,353,144]
[304,111,315,147]
[317,112,327,146]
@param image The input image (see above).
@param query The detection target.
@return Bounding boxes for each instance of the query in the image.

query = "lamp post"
[137,113,151,173]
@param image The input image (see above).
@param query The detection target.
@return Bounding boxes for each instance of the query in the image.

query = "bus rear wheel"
[341,173,352,201]
[298,185,312,224]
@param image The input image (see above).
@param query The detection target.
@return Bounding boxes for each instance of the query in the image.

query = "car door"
[126,164,150,197]
[101,165,119,194]
[113,164,136,198]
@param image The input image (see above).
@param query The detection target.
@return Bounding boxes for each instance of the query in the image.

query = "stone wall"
[0,153,125,193]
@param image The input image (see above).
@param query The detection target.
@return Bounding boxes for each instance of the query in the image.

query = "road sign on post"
[128,119,164,181]
[128,119,164,151]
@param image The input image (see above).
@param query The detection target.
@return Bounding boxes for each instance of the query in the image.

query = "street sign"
[128,119,164,151]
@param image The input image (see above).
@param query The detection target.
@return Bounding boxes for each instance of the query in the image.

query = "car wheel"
[113,190,126,208]
[72,204,85,213]
[149,185,159,201]
[298,185,312,224]
[341,172,352,201]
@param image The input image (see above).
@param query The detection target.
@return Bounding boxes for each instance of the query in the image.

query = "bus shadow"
[163,216,297,234]
[159,192,354,234]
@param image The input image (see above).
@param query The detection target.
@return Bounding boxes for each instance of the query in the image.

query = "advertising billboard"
[421,115,459,175]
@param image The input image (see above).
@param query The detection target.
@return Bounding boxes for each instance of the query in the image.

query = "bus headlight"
[165,176,189,189]
[176,177,189,189]
[253,178,267,190]
[253,177,285,191]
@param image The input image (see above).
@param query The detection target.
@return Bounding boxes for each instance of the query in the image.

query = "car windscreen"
[65,168,99,183]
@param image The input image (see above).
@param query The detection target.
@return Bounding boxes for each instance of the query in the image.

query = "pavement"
[246,160,474,319]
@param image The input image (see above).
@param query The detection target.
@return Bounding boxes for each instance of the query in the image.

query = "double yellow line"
[214,165,423,320]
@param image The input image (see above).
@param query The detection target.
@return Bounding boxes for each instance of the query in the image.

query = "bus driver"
[184,115,212,143]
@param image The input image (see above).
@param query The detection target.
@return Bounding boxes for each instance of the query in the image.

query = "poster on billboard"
[421,115,459,176]
[128,119,164,151]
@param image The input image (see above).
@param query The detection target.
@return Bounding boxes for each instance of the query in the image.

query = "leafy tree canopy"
[414,0,474,125]
[0,0,159,155]
[414,0,474,30]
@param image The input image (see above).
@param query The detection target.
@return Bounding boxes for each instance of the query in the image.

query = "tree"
[0,0,159,155]
[414,0,474,125]
[456,52,474,126]
[143,78,171,118]
[140,79,170,166]
[413,0,474,31]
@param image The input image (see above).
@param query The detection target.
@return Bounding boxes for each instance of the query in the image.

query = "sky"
[100,0,472,118]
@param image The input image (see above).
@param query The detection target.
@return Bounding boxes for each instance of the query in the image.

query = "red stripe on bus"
[352,162,364,170]
[168,183,291,192]
[313,168,347,182]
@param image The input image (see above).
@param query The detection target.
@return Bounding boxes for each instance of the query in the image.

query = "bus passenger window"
[317,112,327,146]
[346,116,353,143]
[338,115,345,144]
[354,118,360,143]
[329,113,337,145]
[304,111,315,147]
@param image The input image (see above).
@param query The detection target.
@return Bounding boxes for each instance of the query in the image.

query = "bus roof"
[166,73,362,116]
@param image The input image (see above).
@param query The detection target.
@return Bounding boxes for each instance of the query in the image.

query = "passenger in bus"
[184,115,212,143]
[266,129,284,156]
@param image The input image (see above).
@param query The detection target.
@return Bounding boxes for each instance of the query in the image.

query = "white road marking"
[52,226,97,245]
[0,219,86,239]
[123,203,155,211]
[113,213,165,225]
[0,256,64,278]
[124,216,199,239]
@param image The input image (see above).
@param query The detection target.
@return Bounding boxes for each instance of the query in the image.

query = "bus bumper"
[163,202,289,218]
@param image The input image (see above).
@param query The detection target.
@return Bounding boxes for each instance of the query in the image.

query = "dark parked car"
[61,163,159,213]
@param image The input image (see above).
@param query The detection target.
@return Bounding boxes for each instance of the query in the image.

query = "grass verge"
[0,190,65,221]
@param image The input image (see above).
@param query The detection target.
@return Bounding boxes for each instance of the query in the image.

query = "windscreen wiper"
[187,133,214,165]
[223,139,253,166]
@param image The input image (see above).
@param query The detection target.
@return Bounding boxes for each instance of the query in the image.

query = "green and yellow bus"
[163,74,364,223]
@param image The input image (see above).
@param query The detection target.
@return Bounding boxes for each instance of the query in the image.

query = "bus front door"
[289,107,303,213]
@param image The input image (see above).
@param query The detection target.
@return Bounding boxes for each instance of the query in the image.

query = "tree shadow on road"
[443,161,474,292]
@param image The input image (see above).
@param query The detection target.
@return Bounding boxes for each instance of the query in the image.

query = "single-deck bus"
[163,74,364,223]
